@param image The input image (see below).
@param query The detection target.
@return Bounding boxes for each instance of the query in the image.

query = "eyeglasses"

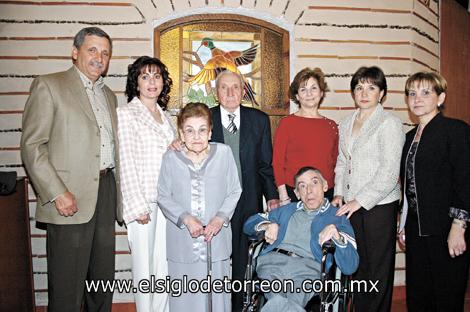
[407,89,435,98]
[182,128,209,138]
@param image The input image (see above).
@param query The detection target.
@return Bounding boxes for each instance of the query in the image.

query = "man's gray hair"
[73,27,112,50]
[215,70,243,89]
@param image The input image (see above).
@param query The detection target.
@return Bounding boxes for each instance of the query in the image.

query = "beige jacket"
[21,67,122,224]
[334,104,405,210]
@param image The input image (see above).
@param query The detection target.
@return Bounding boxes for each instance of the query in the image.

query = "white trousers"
[127,205,169,312]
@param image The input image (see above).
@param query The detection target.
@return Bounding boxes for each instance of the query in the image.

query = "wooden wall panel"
[441,0,470,123]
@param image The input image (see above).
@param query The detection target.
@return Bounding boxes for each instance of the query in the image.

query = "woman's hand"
[448,220,466,258]
[136,213,151,225]
[204,216,225,242]
[277,185,291,207]
[397,229,406,250]
[336,199,361,219]
[331,195,344,207]
[183,215,204,238]
[168,139,183,151]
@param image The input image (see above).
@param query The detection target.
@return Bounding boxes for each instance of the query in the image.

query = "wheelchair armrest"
[321,239,336,256]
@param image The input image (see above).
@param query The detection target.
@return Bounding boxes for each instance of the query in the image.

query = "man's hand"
[318,224,341,246]
[260,223,279,244]
[267,199,280,211]
[204,216,225,242]
[169,139,183,151]
[336,200,361,219]
[448,220,466,258]
[136,213,151,225]
[54,191,78,217]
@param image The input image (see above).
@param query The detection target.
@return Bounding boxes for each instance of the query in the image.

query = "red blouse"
[273,114,339,188]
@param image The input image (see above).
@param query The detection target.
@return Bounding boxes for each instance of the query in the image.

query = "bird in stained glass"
[186,38,259,106]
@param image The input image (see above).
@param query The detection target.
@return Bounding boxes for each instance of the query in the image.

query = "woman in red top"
[273,67,338,205]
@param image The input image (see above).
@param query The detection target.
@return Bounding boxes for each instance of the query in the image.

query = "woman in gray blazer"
[332,66,405,312]
[158,103,242,312]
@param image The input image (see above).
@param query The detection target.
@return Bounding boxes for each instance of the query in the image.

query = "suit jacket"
[244,200,359,275]
[117,97,175,224]
[157,143,242,262]
[211,105,278,220]
[334,104,405,209]
[400,113,470,236]
[21,66,122,224]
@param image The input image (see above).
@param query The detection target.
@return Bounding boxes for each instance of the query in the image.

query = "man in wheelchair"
[243,166,359,311]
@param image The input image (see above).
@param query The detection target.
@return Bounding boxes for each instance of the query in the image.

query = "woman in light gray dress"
[158,102,242,312]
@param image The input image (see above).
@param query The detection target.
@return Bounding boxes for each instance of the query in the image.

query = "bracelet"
[280,198,291,203]
[453,220,468,229]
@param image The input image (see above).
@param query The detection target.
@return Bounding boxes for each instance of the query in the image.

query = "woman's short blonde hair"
[405,71,447,96]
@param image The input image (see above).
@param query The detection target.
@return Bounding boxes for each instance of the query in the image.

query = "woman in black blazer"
[398,71,470,312]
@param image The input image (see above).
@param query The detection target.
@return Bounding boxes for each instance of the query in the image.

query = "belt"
[273,248,303,258]
[99,167,114,177]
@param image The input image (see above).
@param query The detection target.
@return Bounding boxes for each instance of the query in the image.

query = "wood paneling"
[441,0,470,124]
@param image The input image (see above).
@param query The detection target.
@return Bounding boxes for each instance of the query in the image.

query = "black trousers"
[350,201,398,312]
[231,207,250,312]
[405,212,470,312]
[46,171,116,312]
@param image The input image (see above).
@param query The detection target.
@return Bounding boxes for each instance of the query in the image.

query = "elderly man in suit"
[21,27,120,312]
[210,70,279,311]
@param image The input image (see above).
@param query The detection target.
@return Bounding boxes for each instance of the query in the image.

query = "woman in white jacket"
[118,56,175,312]
[332,66,405,312]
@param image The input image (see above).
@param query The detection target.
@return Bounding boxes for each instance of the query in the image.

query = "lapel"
[211,105,224,143]
[239,105,249,154]
[351,104,385,153]
[103,86,118,138]
[64,67,97,124]
[134,98,161,132]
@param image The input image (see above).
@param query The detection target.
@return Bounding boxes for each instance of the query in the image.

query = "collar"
[296,198,330,214]
[220,105,240,117]
[74,65,104,91]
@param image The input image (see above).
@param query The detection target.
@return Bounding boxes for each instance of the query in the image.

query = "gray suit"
[21,66,122,223]
[158,143,242,311]
[21,66,121,311]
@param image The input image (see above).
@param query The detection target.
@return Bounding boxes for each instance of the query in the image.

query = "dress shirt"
[76,66,115,170]
[220,105,240,131]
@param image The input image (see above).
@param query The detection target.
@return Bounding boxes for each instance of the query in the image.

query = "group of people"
[20,26,469,312]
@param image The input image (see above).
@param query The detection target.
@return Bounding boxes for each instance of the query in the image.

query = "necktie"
[227,113,237,134]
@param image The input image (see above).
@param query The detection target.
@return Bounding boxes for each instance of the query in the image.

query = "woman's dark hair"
[125,56,172,109]
[289,67,329,106]
[177,102,213,131]
[350,66,387,102]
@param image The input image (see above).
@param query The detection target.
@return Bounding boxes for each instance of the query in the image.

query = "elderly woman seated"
[244,166,359,312]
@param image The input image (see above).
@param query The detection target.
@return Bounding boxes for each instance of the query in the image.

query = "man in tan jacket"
[21,27,121,312]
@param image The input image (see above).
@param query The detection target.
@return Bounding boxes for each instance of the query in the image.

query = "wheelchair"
[242,235,353,312]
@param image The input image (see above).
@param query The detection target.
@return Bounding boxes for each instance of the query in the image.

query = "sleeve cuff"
[177,212,192,229]
[332,233,348,248]
[449,207,470,222]
[255,221,271,232]
[215,212,230,227]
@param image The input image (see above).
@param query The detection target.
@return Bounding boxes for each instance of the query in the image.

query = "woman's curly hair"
[125,56,172,110]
